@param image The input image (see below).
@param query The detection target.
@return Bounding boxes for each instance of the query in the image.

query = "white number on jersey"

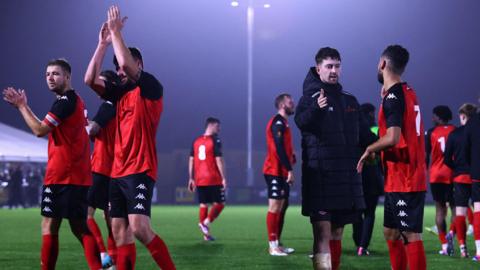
[414,105,421,136]
[198,145,206,161]
[437,136,446,153]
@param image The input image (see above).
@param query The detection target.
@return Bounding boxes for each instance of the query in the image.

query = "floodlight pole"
[246,0,254,187]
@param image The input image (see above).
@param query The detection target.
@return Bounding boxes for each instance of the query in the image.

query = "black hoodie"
[295,67,374,214]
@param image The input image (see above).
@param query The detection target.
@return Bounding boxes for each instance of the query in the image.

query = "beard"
[377,70,384,84]
[285,108,295,116]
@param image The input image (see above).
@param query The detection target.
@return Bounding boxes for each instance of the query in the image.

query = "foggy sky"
[1,0,479,154]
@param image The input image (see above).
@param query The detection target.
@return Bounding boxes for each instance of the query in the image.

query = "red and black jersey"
[106,71,163,181]
[190,134,223,186]
[425,125,455,184]
[42,90,92,186]
[91,101,116,177]
[263,114,295,177]
[444,126,471,184]
[465,113,480,181]
[378,83,427,193]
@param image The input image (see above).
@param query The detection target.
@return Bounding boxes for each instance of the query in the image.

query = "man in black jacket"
[352,103,384,256]
[295,47,373,270]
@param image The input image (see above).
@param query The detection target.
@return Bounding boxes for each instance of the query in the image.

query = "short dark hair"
[382,45,409,75]
[274,93,291,109]
[205,117,220,127]
[433,105,453,122]
[46,58,71,74]
[360,103,376,115]
[315,47,341,64]
[113,47,143,69]
[99,70,121,86]
[458,103,477,119]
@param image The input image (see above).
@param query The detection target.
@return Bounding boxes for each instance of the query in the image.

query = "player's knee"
[130,222,153,243]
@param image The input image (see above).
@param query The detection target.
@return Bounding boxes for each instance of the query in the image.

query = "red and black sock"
[117,243,136,270]
[455,215,467,245]
[207,203,225,223]
[41,234,58,270]
[386,239,407,270]
[199,206,208,223]
[438,231,447,245]
[405,240,427,270]
[474,212,480,241]
[329,240,342,270]
[266,211,279,241]
[146,235,176,270]
[277,208,286,240]
[81,233,102,270]
[87,217,107,253]
[468,207,474,225]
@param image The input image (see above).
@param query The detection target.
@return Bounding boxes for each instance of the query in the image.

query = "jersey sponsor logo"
[135,193,146,200]
[396,200,407,207]
[400,220,409,227]
[42,206,52,213]
[44,187,53,194]
[134,203,145,210]
[136,184,147,190]
[397,210,408,217]
[43,197,52,203]
[386,93,397,100]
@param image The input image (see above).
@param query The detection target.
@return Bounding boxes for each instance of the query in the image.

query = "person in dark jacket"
[352,103,384,256]
[294,47,374,270]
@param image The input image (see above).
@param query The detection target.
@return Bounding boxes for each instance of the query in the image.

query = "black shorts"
[87,173,111,210]
[454,183,472,207]
[430,183,453,204]
[384,192,425,233]
[109,173,154,218]
[473,181,480,203]
[264,174,290,200]
[309,209,361,226]
[197,185,225,204]
[41,184,89,219]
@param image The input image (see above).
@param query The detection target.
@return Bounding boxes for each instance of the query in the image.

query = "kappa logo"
[272,186,278,191]
[134,203,145,210]
[397,210,408,217]
[136,184,147,190]
[328,107,334,112]
[272,192,278,197]
[135,193,146,200]
[275,120,284,125]
[43,206,52,213]
[400,220,409,227]
[386,93,397,100]
[44,187,52,194]
[58,95,68,100]
[396,200,407,207]
[43,197,52,203]
[271,180,278,184]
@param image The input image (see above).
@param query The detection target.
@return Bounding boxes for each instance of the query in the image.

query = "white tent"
[0,122,47,162]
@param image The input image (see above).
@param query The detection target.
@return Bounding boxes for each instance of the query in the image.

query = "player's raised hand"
[286,171,294,186]
[98,22,111,45]
[188,179,196,192]
[3,87,27,108]
[107,5,128,34]
[317,89,328,109]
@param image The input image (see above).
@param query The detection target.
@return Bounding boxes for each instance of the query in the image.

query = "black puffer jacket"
[294,67,374,215]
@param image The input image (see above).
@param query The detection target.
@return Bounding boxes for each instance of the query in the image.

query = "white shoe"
[269,247,288,256]
[198,222,209,235]
[280,246,295,254]
[467,224,474,236]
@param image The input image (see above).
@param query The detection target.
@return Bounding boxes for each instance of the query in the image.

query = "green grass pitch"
[0,205,478,269]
